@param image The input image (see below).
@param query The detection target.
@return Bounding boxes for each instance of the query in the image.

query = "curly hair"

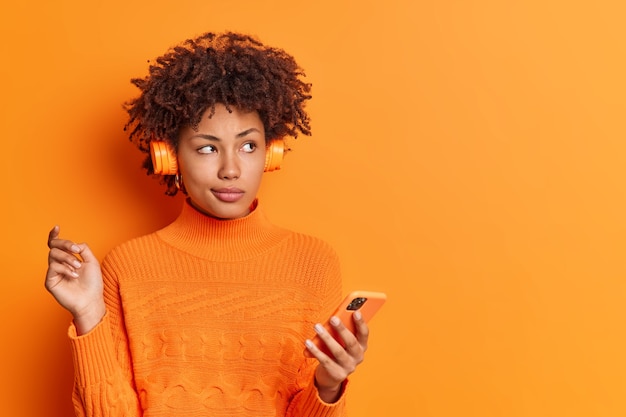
[123,31,312,195]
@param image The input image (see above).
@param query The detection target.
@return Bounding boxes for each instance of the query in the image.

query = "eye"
[198,145,217,154]
[241,142,257,153]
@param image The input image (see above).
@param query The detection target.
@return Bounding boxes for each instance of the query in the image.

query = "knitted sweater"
[68,200,346,417]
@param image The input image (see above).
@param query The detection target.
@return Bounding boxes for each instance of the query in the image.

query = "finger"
[307,340,350,386]
[73,243,97,264]
[312,322,354,362]
[47,235,82,256]
[45,262,80,283]
[305,338,336,366]
[352,310,370,347]
[47,225,60,248]
[328,317,364,359]
[48,247,83,269]
[303,345,316,358]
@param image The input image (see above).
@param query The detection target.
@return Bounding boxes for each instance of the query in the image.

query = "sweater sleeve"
[285,244,348,417]
[285,372,348,417]
[68,255,142,417]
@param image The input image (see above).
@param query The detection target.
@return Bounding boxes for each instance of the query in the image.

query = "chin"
[215,208,250,220]
[193,200,251,220]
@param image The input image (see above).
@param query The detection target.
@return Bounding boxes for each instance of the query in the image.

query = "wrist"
[315,378,345,404]
[73,302,106,336]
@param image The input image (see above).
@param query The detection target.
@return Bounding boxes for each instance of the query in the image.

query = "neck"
[155,199,289,261]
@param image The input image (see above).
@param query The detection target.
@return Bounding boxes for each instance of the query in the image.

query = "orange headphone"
[150,139,285,175]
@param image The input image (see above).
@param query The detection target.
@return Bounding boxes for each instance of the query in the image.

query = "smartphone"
[309,290,387,356]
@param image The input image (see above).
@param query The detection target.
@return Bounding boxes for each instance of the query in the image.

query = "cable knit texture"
[68,200,346,417]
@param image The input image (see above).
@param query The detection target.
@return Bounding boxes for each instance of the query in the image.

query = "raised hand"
[45,225,106,335]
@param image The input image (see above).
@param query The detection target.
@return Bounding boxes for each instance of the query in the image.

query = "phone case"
[311,290,387,356]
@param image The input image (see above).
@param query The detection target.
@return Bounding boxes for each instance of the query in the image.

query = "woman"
[45,31,369,417]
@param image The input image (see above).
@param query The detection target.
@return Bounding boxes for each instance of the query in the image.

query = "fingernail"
[71,245,80,253]
[72,260,81,268]
[305,339,314,349]
[314,323,325,334]
[354,311,362,321]
[71,271,79,278]
[330,316,341,326]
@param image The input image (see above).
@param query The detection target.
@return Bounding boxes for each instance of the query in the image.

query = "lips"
[212,188,245,203]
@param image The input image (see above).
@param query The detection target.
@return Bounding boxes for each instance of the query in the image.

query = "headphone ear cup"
[151,139,279,174]
[150,141,178,175]
[264,139,285,172]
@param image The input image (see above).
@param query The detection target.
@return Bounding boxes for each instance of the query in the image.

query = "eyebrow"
[190,128,262,141]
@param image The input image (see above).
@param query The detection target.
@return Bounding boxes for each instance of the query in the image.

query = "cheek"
[245,154,266,178]
[179,153,213,175]
[179,163,212,191]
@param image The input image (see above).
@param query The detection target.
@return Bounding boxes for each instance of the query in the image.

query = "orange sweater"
[69,200,346,417]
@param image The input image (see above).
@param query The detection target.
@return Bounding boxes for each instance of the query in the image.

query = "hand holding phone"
[309,290,387,356]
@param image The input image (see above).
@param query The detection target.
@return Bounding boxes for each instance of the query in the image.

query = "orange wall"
[2,1,626,415]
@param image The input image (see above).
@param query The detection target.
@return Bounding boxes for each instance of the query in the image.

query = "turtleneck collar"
[155,199,290,261]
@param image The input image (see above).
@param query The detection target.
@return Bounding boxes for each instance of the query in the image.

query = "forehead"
[178,104,265,143]
[198,104,262,129]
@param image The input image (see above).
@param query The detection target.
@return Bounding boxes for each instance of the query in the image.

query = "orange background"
[2,1,626,416]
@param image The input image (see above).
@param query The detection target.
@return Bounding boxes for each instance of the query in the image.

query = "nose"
[218,151,240,180]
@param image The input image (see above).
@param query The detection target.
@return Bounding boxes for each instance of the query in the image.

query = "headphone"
[150,139,285,175]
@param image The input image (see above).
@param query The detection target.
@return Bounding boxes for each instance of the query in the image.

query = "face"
[176,104,266,219]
